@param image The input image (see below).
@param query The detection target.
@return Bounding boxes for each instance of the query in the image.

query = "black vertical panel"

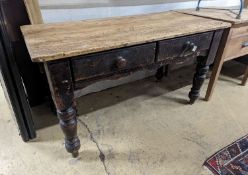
[0,36,34,141]
[0,5,36,141]
[0,0,49,141]
[1,0,49,106]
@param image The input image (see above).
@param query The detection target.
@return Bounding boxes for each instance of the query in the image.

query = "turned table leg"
[189,57,209,104]
[44,60,80,157]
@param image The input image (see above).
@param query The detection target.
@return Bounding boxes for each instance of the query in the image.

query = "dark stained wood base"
[155,66,165,81]
[42,29,224,156]
[189,57,209,104]
[57,107,80,157]
[44,61,81,157]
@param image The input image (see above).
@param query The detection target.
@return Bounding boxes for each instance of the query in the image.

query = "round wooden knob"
[116,56,127,69]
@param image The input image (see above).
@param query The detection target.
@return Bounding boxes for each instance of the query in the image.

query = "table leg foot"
[189,97,197,105]
[58,107,81,156]
[72,151,79,158]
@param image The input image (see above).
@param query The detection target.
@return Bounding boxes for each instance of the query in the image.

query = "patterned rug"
[204,135,248,175]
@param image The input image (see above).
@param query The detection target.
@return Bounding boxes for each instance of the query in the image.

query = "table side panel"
[231,25,248,37]
[225,25,248,60]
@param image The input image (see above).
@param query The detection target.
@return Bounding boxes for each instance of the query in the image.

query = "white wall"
[39,0,239,23]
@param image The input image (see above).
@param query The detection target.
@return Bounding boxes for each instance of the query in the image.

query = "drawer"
[157,32,214,62]
[224,27,248,60]
[72,43,156,81]
[225,35,248,60]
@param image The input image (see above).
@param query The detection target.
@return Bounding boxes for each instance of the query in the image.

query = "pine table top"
[21,11,231,62]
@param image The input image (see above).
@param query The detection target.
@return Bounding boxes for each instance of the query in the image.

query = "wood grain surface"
[21,11,231,62]
[179,9,248,25]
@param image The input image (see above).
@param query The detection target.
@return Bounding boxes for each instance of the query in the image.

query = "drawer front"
[225,27,248,60]
[157,32,214,62]
[72,43,156,81]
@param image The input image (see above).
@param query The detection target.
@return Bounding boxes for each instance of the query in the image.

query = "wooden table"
[21,11,230,157]
[179,9,248,100]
